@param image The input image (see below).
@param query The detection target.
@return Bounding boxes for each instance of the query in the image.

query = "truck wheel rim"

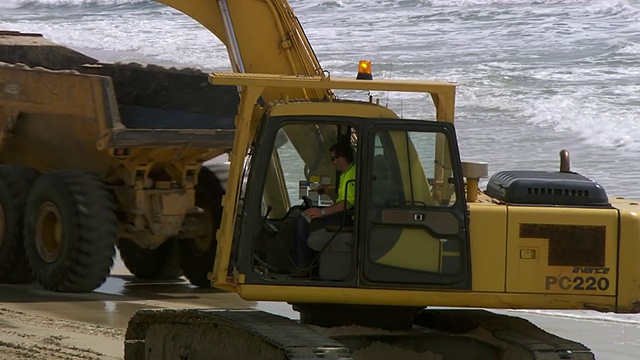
[35,201,63,263]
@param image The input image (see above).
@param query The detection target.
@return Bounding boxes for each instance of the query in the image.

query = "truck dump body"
[0,33,238,169]
[0,62,238,172]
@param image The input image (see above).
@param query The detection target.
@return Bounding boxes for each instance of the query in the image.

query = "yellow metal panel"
[374,228,441,272]
[210,73,455,100]
[237,284,615,311]
[213,85,265,286]
[267,101,399,119]
[0,66,106,119]
[0,66,115,174]
[210,72,456,123]
[506,206,618,296]
[468,202,507,292]
[610,198,640,312]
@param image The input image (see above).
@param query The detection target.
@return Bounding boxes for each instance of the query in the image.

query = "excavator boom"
[157,0,331,101]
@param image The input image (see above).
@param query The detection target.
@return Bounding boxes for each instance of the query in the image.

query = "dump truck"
[0,30,239,290]
[2,0,640,359]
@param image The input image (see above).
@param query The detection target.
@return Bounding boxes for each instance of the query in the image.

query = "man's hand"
[314,185,336,201]
[304,207,324,219]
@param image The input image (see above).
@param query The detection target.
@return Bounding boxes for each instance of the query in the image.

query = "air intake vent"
[485,171,609,206]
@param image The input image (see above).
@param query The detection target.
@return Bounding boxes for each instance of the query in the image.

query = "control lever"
[263,205,273,221]
[301,195,313,209]
[262,205,277,234]
[301,196,313,223]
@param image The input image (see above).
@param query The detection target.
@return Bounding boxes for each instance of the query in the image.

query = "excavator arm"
[157,0,331,101]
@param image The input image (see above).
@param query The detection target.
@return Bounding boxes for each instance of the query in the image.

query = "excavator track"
[414,310,594,360]
[124,309,351,360]
[124,308,594,360]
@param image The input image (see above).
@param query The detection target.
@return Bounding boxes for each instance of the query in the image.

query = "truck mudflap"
[124,308,594,360]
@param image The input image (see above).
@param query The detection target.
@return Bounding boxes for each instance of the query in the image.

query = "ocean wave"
[524,89,640,152]
[609,41,640,55]
[398,0,640,20]
[508,309,640,325]
[314,0,344,8]
[577,0,640,18]
[6,0,155,11]
[427,0,617,5]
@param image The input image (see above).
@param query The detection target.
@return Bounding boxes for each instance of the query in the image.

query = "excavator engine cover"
[485,171,609,206]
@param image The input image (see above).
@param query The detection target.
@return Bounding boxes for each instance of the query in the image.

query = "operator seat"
[307,225,353,280]
[372,154,401,205]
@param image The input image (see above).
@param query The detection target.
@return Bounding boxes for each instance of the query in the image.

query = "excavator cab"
[233,107,471,291]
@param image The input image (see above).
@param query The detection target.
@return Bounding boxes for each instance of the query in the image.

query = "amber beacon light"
[356,60,373,80]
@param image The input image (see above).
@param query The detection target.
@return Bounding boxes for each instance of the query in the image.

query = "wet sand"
[504,310,640,360]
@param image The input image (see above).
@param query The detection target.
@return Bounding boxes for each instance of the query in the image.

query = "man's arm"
[315,185,337,201]
[305,200,349,219]
[323,200,350,216]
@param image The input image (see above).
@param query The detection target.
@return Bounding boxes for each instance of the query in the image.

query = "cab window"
[371,130,456,208]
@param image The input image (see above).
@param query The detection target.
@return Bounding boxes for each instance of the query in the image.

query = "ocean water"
[2,0,640,329]
[4,0,640,198]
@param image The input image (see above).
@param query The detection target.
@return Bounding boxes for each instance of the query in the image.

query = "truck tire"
[118,238,181,280]
[24,170,117,292]
[179,167,224,287]
[0,165,39,283]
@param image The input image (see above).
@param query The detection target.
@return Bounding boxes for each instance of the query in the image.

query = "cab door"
[359,121,470,289]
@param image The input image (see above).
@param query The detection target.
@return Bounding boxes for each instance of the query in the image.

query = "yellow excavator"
[0,0,638,358]
[121,0,638,359]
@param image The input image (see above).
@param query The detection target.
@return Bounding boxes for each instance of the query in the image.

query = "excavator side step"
[124,309,351,360]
